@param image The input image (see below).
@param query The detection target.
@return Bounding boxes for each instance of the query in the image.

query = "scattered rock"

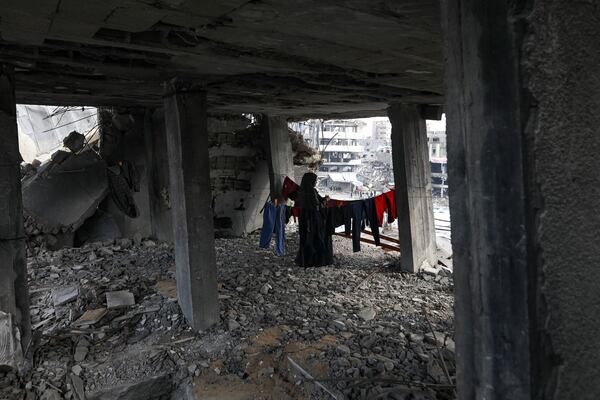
[358,307,376,321]
[71,365,82,376]
[74,345,88,362]
[260,283,272,295]
[53,286,79,306]
[105,290,135,309]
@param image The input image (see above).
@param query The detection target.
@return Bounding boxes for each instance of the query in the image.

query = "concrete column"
[261,115,293,200]
[388,104,437,273]
[0,64,30,365]
[442,0,532,393]
[144,108,172,242]
[163,82,218,331]
[443,1,600,399]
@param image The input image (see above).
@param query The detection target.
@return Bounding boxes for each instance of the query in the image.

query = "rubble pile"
[3,230,454,400]
[288,129,321,168]
[355,162,393,193]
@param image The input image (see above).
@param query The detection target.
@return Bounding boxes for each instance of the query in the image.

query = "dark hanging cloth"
[107,166,139,218]
[120,160,140,192]
[363,198,381,247]
[295,172,333,267]
[349,201,364,252]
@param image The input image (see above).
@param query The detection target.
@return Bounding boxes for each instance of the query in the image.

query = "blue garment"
[259,202,276,249]
[259,202,286,256]
[274,204,286,256]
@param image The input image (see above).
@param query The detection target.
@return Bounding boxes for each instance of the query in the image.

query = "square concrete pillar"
[388,104,437,273]
[261,115,294,200]
[443,1,600,399]
[163,82,218,331]
[0,64,30,366]
[442,1,533,399]
[144,108,173,242]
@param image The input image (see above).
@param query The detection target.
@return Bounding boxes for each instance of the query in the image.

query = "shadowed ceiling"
[0,0,442,117]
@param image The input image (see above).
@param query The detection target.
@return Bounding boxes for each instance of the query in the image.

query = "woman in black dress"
[295,172,333,267]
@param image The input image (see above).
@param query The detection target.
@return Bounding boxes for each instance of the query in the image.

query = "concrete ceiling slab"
[0,0,443,117]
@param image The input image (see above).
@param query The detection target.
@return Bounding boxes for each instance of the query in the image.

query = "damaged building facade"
[0,1,599,399]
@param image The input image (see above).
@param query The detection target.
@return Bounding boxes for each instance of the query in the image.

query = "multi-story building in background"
[290,117,449,197]
[317,120,365,192]
[372,120,391,141]
[426,120,448,196]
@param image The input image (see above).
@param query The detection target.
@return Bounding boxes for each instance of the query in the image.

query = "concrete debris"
[74,344,88,363]
[22,150,109,234]
[358,306,377,321]
[63,131,86,153]
[3,230,454,399]
[70,373,85,400]
[421,265,440,277]
[53,286,79,306]
[106,291,135,309]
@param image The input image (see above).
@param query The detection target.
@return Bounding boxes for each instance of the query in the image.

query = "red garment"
[292,206,302,218]
[281,176,300,200]
[384,190,397,222]
[373,194,387,226]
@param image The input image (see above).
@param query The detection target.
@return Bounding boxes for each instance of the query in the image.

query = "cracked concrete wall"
[147,111,269,240]
[523,1,600,398]
[98,108,152,240]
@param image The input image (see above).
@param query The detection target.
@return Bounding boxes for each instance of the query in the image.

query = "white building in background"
[290,116,448,196]
[426,116,448,196]
[317,120,366,192]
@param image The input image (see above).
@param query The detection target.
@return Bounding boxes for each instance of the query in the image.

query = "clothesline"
[282,176,398,253]
[259,175,400,259]
[281,176,395,207]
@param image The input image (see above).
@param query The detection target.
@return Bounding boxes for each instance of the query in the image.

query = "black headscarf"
[297,172,321,210]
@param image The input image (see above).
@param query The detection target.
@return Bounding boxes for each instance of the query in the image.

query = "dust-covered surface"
[1,230,454,399]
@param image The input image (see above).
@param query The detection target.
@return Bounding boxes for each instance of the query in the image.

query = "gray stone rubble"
[1,230,454,400]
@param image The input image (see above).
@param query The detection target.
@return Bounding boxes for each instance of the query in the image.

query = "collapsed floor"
[1,229,454,400]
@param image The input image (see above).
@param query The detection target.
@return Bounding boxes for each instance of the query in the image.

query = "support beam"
[443,1,600,399]
[144,108,172,242]
[0,64,30,367]
[262,115,293,200]
[163,82,218,331]
[388,104,437,273]
[442,1,531,398]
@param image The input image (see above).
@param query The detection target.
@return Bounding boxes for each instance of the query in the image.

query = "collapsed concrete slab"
[22,151,108,234]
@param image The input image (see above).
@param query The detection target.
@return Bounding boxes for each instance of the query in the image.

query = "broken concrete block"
[358,307,376,321]
[0,312,24,371]
[22,151,109,233]
[106,291,135,309]
[421,265,440,276]
[63,131,86,153]
[70,373,85,400]
[74,345,88,362]
[53,286,79,306]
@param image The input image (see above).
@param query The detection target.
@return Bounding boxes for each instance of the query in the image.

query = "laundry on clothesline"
[278,176,398,253]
